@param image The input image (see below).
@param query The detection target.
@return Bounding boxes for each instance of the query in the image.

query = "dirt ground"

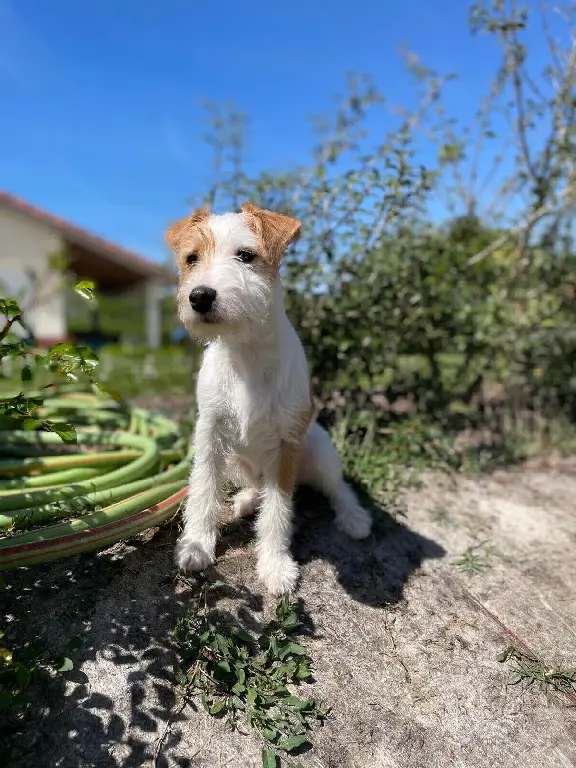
[2,457,576,768]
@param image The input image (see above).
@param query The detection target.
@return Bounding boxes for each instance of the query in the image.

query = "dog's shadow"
[0,478,443,766]
[218,478,445,608]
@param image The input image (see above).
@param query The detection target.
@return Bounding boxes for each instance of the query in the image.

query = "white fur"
[175,212,372,595]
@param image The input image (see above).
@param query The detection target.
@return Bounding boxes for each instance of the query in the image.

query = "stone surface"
[3,459,576,767]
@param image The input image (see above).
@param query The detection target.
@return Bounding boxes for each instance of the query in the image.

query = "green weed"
[0,625,82,765]
[171,590,328,767]
[497,646,576,698]
[0,572,81,717]
[455,542,493,576]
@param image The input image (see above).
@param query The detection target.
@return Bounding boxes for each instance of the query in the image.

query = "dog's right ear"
[165,208,210,252]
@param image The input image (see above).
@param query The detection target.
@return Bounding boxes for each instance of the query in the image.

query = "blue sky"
[0,0,556,262]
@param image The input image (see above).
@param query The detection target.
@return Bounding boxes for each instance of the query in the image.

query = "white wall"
[0,206,67,341]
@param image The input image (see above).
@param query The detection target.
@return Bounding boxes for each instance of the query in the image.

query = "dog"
[165,202,372,595]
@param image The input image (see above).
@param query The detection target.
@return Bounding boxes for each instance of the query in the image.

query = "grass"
[168,580,328,768]
[0,345,199,400]
[497,646,576,698]
[96,345,200,398]
[332,414,461,516]
[455,542,494,576]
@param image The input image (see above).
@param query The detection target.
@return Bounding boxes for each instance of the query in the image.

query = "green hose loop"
[0,466,109,492]
[1,454,190,530]
[0,449,149,475]
[0,389,193,570]
[0,488,187,568]
[0,431,161,511]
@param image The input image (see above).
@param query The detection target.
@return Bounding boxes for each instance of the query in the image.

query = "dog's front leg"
[256,439,301,595]
[175,417,224,573]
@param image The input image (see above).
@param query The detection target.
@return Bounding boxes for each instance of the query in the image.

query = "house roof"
[0,190,166,280]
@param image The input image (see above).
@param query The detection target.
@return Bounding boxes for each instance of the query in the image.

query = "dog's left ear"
[241,202,301,262]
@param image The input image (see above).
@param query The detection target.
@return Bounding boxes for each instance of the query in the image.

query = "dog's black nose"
[189,286,217,314]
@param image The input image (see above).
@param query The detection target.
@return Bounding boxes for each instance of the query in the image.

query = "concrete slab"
[2,459,575,767]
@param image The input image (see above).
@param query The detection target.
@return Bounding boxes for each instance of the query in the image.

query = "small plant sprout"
[455,541,493,576]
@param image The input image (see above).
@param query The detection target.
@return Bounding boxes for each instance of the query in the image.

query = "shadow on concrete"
[0,481,444,766]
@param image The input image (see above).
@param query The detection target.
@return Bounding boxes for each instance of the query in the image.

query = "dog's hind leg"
[227,456,260,519]
[233,487,260,518]
[297,422,372,540]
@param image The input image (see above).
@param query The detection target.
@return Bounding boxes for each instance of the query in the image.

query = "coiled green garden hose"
[0,388,192,570]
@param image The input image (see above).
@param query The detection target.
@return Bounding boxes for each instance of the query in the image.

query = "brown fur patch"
[165,208,215,271]
[279,402,313,494]
[241,202,301,266]
[278,439,303,495]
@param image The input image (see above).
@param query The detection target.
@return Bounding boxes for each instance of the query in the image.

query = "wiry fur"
[166,203,372,595]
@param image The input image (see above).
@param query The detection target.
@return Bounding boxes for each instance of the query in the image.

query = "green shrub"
[189,0,576,433]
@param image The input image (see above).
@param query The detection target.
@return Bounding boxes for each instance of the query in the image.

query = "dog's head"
[166,202,301,342]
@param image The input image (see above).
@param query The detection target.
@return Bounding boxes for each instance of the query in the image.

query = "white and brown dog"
[166,202,372,595]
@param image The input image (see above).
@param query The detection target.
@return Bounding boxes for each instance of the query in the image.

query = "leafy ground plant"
[0,629,77,711]
[497,646,576,699]
[171,590,329,767]
[455,541,493,576]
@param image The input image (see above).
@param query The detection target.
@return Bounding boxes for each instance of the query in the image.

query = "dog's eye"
[185,252,199,266]
[235,248,257,264]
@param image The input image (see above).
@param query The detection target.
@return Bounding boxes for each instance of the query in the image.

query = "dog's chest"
[199,335,307,454]
[224,369,280,446]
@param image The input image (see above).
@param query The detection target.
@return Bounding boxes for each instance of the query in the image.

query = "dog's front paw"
[337,505,372,540]
[257,552,299,596]
[175,536,215,572]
